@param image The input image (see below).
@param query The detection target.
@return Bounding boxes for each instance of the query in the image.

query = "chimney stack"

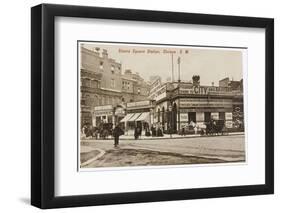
[102,49,108,58]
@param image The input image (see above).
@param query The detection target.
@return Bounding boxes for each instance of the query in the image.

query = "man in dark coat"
[134,126,140,140]
[113,124,124,147]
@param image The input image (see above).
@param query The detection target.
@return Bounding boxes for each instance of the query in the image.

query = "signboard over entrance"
[127,100,151,108]
[179,85,232,95]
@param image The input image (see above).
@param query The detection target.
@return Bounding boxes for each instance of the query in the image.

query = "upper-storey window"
[99,61,103,70]
[111,79,115,88]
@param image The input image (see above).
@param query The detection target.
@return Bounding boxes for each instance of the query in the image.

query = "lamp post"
[177,57,182,133]
[168,105,173,137]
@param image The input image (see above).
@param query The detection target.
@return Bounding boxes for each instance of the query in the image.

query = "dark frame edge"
[32,4,57,209]
[265,18,274,194]
[31,3,274,209]
[31,4,43,208]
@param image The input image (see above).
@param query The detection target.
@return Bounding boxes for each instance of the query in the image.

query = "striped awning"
[128,113,142,122]
[135,112,150,122]
[120,113,134,122]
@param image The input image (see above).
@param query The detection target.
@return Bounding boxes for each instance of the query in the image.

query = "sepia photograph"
[79,42,246,169]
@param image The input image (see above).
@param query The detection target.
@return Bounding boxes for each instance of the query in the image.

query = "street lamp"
[168,105,173,137]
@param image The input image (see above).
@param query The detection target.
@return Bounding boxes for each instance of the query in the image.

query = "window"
[81,79,85,86]
[93,95,99,106]
[111,65,115,74]
[91,80,97,88]
[99,61,103,70]
[188,112,196,123]
[137,88,141,94]
[85,79,90,87]
[219,112,225,120]
[111,79,115,88]
[204,112,211,122]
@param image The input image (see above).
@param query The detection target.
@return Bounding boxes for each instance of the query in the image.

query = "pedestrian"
[168,125,173,138]
[182,126,186,136]
[151,125,156,137]
[134,126,139,140]
[113,124,124,147]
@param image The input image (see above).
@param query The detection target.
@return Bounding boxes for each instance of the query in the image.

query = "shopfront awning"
[135,112,150,122]
[128,113,141,122]
[120,113,134,123]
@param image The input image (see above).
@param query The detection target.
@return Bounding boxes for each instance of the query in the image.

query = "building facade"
[81,45,244,133]
[153,77,244,133]
[80,46,150,127]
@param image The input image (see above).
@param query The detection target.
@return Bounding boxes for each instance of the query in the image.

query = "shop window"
[219,112,225,120]
[204,112,211,122]
[188,112,196,123]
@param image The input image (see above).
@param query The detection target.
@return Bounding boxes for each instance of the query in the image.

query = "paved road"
[81,135,245,162]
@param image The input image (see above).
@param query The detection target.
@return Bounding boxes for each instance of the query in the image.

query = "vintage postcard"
[79,42,246,169]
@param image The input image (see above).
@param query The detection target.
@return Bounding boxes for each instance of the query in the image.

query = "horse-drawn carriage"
[204,119,228,136]
[98,123,113,139]
[82,123,113,139]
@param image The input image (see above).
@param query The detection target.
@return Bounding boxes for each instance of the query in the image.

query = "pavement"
[81,134,246,162]
[82,132,244,141]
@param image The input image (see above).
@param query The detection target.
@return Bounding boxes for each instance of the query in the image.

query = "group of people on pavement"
[81,122,113,139]
[150,123,164,137]
[113,122,164,148]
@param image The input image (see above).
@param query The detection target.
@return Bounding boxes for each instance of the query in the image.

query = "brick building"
[80,45,150,127]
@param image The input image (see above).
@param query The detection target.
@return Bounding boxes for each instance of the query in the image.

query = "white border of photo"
[55,17,265,196]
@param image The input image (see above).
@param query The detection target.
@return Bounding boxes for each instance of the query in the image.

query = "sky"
[83,42,244,86]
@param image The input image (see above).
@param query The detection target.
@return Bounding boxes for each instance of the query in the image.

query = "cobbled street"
[80,134,245,168]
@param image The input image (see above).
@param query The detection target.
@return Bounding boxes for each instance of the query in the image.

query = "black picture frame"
[31,3,274,209]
